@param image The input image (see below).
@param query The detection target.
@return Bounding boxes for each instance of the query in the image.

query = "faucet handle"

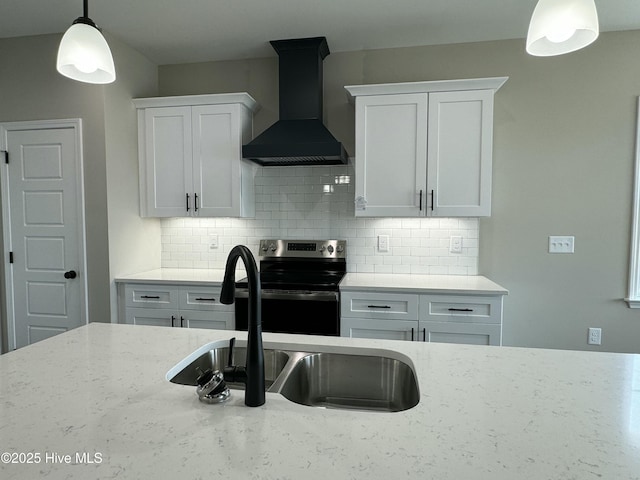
[227,337,236,367]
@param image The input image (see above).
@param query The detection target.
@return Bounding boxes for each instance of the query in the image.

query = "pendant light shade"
[56,1,115,84]
[526,0,599,56]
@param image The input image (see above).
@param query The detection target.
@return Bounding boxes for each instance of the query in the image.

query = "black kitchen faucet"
[219,245,265,407]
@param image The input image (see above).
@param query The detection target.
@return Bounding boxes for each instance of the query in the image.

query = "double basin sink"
[167,340,420,413]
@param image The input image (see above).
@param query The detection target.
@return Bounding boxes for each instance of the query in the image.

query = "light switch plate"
[549,236,574,253]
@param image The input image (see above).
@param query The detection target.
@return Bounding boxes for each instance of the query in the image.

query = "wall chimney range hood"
[242,37,348,166]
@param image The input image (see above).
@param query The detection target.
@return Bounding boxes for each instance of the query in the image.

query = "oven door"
[234,289,340,336]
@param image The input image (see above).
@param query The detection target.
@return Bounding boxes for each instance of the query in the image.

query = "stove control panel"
[259,239,346,259]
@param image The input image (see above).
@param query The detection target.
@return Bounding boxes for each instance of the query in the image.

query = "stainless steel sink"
[278,352,420,412]
[168,346,290,389]
[167,341,420,412]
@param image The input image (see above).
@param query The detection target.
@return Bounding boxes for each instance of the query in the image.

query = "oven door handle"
[234,289,338,302]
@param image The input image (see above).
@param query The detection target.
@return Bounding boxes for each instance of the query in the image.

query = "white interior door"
[1,120,87,350]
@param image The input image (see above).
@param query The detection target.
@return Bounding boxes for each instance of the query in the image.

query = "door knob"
[64,270,77,279]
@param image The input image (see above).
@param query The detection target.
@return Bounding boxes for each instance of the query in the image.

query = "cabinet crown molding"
[344,77,508,103]
[133,93,260,113]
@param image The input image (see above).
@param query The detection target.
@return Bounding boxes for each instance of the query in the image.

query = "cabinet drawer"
[341,291,419,320]
[124,284,178,309]
[178,286,235,312]
[420,295,502,324]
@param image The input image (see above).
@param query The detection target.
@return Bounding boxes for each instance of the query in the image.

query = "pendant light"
[526,0,599,56]
[56,0,116,84]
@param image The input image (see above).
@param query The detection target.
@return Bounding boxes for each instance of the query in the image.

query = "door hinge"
[9,252,13,263]
[2,150,7,164]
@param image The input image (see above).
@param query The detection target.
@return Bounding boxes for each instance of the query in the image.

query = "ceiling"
[1,0,639,65]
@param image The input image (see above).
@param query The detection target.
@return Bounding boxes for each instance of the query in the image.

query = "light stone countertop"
[340,273,508,295]
[115,269,508,296]
[114,268,229,285]
[0,323,638,479]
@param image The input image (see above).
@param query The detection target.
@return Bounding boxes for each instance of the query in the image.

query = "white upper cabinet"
[133,94,259,218]
[345,78,507,217]
[353,93,428,217]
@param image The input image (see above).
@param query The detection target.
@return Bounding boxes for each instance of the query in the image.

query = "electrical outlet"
[450,236,463,254]
[588,327,602,345]
[209,235,219,250]
[377,235,389,253]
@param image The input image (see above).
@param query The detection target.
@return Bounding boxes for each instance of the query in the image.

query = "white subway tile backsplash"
[160,164,479,274]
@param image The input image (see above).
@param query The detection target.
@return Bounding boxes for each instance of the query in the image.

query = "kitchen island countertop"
[0,323,637,479]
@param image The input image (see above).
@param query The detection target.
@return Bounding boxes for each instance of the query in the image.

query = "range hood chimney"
[242,37,348,166]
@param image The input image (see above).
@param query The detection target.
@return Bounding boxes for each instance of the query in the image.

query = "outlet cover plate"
[377,235,389,253]
[450,236,463,254]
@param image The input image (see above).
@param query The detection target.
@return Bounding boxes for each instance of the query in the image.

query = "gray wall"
[104,35,161,323]
[0,33,159,350]
[0,34,111,338]
[159,31,640,353]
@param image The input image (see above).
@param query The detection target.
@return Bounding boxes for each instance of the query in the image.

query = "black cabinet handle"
[140,295,160,299]
[186,193,190,212]
[419,190,423,211]
[430,189,434,211]
[195,297,216,302]
[194,193,198,212]
[367,305,391,309]
[171,315,176,327]
[448,308,474,312]
[180,316,185,328]
[423,328,427,342]
[64,270,77,279]
[411,327,414,341]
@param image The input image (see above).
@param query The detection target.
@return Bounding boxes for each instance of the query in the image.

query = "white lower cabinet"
[120,283,233,330]
[341,290,503,346]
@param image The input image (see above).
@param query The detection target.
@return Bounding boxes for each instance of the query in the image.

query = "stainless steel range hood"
[242,37,348,166]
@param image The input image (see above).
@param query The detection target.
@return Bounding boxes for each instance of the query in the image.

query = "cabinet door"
[142,106,193,217]
[354,94,428,217]
[182,310,233,330]
[125,308,178,327]
[193,105,242,217]
[420,321,501,346]
[427,90,494,217]
[341,317,418,341]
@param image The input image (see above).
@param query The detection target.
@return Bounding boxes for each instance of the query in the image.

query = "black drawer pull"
[367,305,391,309]
[171,315,176,327]
[411,327,414,341]
[448,308,473,312]
[140,295,160,299]
[195,297,216,302]
[180,316,185,328]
